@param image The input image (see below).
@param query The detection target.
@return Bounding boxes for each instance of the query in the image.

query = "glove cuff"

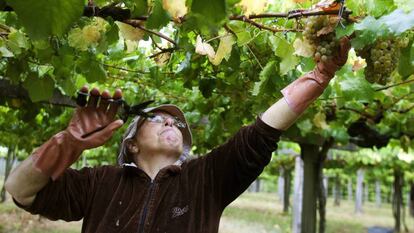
[32,131,84,180]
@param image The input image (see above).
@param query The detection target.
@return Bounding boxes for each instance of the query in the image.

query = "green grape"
[303,16,339,62]
[356,36,401,85]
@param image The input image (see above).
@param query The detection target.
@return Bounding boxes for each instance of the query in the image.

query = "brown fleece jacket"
[15,117,281,233]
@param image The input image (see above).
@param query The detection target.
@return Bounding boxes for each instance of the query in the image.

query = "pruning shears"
[76,90,155,122]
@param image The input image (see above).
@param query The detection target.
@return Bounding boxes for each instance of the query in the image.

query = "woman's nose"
[164,117,174,127]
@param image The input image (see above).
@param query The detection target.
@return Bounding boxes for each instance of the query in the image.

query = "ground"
[0,191,412,233]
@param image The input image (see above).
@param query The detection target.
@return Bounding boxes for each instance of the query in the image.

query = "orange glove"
[281,37,351,114]
[32,87,124,180]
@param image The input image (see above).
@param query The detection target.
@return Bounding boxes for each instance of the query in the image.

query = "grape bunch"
[357,38,400,85]
[303,16,339,62]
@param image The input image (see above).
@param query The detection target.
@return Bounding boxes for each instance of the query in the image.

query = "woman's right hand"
[67,86,124,150]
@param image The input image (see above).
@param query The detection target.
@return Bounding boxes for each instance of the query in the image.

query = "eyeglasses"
[146,114,187,129]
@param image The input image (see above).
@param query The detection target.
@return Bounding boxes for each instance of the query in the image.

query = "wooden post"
[355,169,364,214]
[278,167,285,203]
[376,180,382,208]
[292,155,304,233]
[348,178,353,201]
[283,167,292,213]
[300,143,320,233]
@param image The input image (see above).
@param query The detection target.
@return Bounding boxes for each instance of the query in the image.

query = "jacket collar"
[122,162,182,181]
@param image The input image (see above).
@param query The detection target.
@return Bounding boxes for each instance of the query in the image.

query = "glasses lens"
[147,114,186,128]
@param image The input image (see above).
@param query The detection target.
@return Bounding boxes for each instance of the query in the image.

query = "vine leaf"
[352,9,414,49]
[379,9,414,35]
[77,54,107,83]
[130,0,148,17]
[238,0,268,15]
[146,0,171,29]
[191,0,226,26]
[293,38,314,58]
[23,74,54,102]
[313,112,329,129]
[162,0,188,19]
[7,0,84,39]
[365,0,397,18]
[115,22,145,41]
[195,35,215,59]
[252,60,279,96]
[398,40,414,78]
[272,37,299,75]
[211,35,235,66]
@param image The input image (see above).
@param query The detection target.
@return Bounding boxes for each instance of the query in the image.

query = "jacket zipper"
[138,180,155,233]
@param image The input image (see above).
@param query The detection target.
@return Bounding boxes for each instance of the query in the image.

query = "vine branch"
[148,48,176,59]
[229,16,302,33]
[123,19,177,46]
[375,78,414,91]
[102,63,148,74]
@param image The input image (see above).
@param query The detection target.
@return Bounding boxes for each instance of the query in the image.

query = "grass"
[0,191,413,233]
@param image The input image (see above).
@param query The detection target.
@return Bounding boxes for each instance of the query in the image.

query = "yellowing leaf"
[293,38,314,57]
[115,21,145,41]
[352,57,366,71]
[238,0,267,15]
[195,35,215,59]
[68,28,88,51]
[154,52,171,67]
[315,0,341,11]
[313,112,329,129]
[162,0,187,19]
[82,25,101,44]
[210,35,235,66]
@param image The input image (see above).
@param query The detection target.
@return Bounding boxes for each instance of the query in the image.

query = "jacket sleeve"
[13,167,100,221]
[196,116,282,209]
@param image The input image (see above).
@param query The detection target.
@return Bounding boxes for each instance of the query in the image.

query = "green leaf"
[6,29,29,55]
[131,0,148,17]
[0,46,13,57]
[379,9,414,35]
[6,59,28,83]
[23,74,55,102]
[7,0,84,39]
[353,9,414,49]
[252,60,279,96]
[105,21,120,45]
[352,16,390,49]
[365,0,397,18]
[76,53,107,83]
[59,76,77,96]
[271,37,298,75]
[297,119,313,136]
[337,75,375,102]
[146,0,170,29]
[398,40,414,78]
[191,0,226,25]
[280,55,299,75]
[86,64,107,83]
[236,31,252,46]
[335,24,355,39]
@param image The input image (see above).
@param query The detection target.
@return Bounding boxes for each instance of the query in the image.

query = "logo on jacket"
[171,205,189,218]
